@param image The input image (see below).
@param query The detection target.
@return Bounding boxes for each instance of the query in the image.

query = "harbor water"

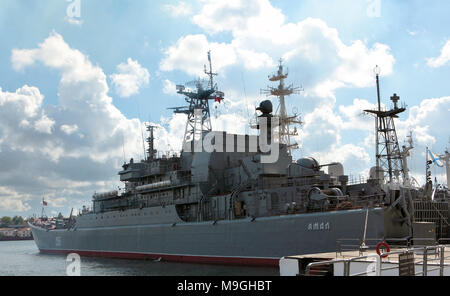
[0,240,278,276]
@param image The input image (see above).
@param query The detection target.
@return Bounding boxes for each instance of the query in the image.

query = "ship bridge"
[119,156,181,182]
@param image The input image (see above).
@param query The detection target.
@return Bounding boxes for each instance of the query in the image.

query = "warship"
[30,54,449,266]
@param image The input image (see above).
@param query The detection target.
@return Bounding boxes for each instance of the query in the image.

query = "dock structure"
[280,244,450,276]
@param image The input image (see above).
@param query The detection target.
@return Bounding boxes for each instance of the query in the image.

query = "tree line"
[1,213,65,227]
[0,216,26,227]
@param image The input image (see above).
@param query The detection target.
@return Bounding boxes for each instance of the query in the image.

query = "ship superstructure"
[30,54,443,266]
[361,67,450,239]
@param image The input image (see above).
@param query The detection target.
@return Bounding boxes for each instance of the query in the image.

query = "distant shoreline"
[0,237,33,242]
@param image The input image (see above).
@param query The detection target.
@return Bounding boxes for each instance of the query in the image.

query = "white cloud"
[333,42,394,88]
[397,96,450,146]
[363,132,376,149]
[161,0,394,102]
[323,95,449,181]
[157,113,187,153]
[160,34,238,76]
[11,49,36,71]
[213,112,249,135]
[47,197,67,208]
[0,85,58,152]
[0,187,31,212]
[393,97,450,186]
[2,32,148,215]
[301,106,343,152]
[9,32,144,162]
[192,0,284,36]
[34,114,55,134]
[311,144,371,176]
[110,58,150,98]
[287,104,369,174]
[339,98,380,131]
[0,85,43,117]
[162,1,192,17]
[427,40,450,68]
[60,124,79,135]
[299,105,372,175]
[162,79,178,96]
[235,48,274,70]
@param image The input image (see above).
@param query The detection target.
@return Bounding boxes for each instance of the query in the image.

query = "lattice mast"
[171,51,224,151]
[365,66,406,184]
[146,125,158,161]
[261,59,303,155]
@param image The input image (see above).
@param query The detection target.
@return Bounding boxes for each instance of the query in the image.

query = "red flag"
[214,97,222,103]
[43,200,48,206]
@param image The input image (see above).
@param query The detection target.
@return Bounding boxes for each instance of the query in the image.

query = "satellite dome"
[256,100,273,114]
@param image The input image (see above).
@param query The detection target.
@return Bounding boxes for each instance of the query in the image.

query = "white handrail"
[305,245,449,276]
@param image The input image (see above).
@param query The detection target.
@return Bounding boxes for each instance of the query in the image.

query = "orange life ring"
[376,242,391,258]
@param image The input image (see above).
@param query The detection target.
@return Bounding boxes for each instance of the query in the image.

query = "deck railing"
[305,244,450,276]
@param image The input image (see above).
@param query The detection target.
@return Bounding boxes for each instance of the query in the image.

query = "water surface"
[0,240,278,276]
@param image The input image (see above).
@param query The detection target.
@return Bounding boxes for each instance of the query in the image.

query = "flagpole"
[41,197,47,219]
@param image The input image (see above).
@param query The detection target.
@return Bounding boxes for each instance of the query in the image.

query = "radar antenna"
[260,59,303,155]
[204,50,218,90]
[365,66,407,184]
[170,51,225,151]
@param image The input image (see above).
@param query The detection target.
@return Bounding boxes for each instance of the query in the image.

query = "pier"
[280,244,450,276]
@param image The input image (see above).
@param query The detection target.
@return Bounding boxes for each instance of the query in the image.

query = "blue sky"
[0,0,449,217]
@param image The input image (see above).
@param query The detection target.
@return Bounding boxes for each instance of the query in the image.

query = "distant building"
[0,228,15,237]
[17,227,31,237]
[0,227,31,237]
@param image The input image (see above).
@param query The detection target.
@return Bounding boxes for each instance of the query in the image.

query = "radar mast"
[146,124,158,161]
[261,59,303,156]
[170,51,225,151]
[365,66,407,184]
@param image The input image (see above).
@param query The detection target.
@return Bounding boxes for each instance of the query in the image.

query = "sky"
[0,0,449,217]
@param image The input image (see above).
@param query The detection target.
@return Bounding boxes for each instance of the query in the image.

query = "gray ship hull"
[30,207,408,266]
